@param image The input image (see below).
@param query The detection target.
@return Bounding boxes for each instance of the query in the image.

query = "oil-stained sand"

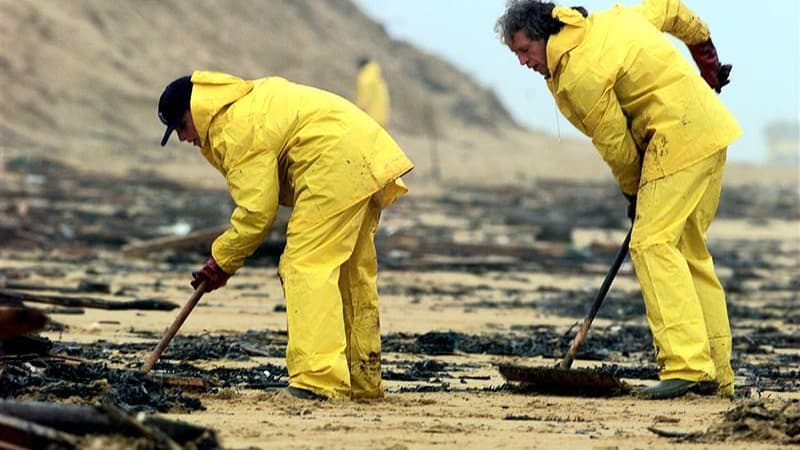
[1,157,798,449]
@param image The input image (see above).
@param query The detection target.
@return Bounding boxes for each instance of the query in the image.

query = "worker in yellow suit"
[496,0,742,399]
[356,57,390,128]
[157,71,413,400]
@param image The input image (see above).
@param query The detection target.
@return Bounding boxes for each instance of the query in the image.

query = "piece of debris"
[121,225,228,257]
[650,399,800,444]
[0,279,111,295]
[0,399,220,449]
[0,307,48,340]
[146,373,208,393]
[0,288,178,311]
[0,359,204,413]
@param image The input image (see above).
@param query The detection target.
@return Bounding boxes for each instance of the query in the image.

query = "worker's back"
[191,71,412,229]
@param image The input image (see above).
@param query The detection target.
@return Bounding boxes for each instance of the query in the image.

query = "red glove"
[688,39,732,93]
[191,256,230,292]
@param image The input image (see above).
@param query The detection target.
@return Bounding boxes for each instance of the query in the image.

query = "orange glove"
[191,256,230,292]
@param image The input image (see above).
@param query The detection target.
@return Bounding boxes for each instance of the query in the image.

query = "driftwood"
[101,399,181,450]
[0,289,177,311]
[0,280,111,295]
[0,354,87,365]
[647,426,702,439]
[121,225,228,257]
[387,236,569,260]
[0,307,47,340]
[121,223,289,263]
[0,336,51,356]
[0,401,113,436]
[139,415,219,448]
[238,342,273,357]
[0,400,219,448]
[43,307,85,315]
[383,236,575,272]
[0,354,46,363]
[0,412,80,449]
[146,373,207,392]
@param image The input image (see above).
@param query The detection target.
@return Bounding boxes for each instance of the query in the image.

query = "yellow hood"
[546,6,588,78]
[190,71,254,153]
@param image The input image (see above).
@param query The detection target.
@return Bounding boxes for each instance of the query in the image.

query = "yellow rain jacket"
[545,1,742,195]
[542,1,741,394]
[356,62,390,127]
[190,71,413,274]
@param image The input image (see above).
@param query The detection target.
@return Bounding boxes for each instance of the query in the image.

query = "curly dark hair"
[495,1,587,46]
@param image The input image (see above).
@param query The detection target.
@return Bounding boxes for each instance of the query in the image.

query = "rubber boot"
[287,386,327,401]
[637,379,717,400]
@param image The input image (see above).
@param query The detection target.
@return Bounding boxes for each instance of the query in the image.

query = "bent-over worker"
[496,0,742,399]
[157,71,414,400]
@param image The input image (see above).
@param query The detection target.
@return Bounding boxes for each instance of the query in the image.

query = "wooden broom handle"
[559,227,631,369]
[141,281,207,373]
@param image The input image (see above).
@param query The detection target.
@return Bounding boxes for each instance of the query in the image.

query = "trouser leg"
[676,150,733,395]
[629,151,728,382]
[279,199,370,399]
[339,197,383,399]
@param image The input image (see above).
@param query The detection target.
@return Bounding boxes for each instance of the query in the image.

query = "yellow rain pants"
[279,194,384,399]
[630,149,733,396]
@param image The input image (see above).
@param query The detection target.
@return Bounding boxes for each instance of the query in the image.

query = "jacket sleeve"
[581,87,642,195]
[633,0,710,45]
[211,155,280,274]
[557,70,642,195]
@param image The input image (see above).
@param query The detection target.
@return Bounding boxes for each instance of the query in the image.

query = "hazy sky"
[356,0,800,163]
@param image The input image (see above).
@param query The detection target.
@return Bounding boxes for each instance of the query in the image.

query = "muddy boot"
[708,336,734,399]
[287,386,327,401]
[693,380,719,396]
[716,381,734,399]
[637,379,717,400]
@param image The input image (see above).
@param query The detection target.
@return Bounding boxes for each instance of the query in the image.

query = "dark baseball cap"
[158,75,193,146]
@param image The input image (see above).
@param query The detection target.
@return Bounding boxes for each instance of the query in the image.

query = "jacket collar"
[546,6,588,79]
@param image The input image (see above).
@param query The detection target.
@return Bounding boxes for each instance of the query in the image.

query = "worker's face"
[176,109,200,147]
[510,30,549,78]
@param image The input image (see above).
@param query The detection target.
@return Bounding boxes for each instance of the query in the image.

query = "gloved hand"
[624,193,637,223]
[688,39,732,93]
[191,256,230,292]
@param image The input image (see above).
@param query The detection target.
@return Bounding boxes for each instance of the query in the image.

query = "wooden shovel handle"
[559,227,632,370]
[141,281,207,373]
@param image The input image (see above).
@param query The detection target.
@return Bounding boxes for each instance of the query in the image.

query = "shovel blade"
[498,363,630,397]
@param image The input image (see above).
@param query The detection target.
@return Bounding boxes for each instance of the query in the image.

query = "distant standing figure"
[356,57,390,128]
[157,71,413,401]
[496,0,742,399]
